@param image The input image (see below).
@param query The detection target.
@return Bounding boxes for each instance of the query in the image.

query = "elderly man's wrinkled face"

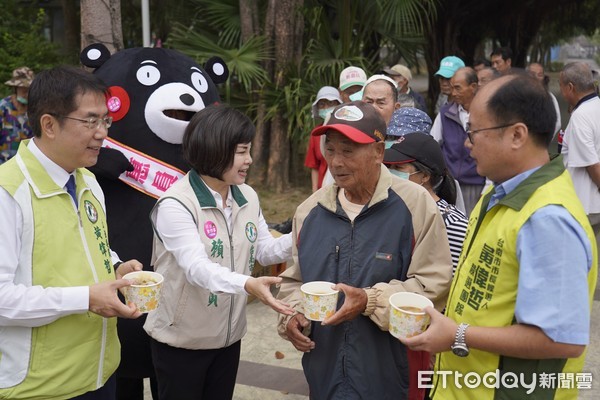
[363,80,398,125]
[477,69,495,87]
[390,74,409,92]
[528,63,545,82]
[323,131,384,198]
[451,71,477,109]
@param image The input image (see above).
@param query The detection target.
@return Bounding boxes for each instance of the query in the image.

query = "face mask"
[318,107,335,120]
[390,169,410,180]
[16,96,28,105]
[348,90,363,102]
[385,140,396,149]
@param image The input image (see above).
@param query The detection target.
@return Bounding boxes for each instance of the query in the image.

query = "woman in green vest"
[144,104,294,400]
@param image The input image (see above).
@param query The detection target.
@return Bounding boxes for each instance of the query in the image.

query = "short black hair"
[473,58,491,67]
[183,104,255,179]
[487,75,556,147]
[27,65,108,138]
[457,67,478,86]
[490,47,513,61]
[479,67,501,78]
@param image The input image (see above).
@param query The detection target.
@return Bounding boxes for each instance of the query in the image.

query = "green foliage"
[376,0,436,66]
[166,0,435,142]
[169,24,271,95]
[0,2,62,97]
[188,0,242,46]
[547,61,565,72]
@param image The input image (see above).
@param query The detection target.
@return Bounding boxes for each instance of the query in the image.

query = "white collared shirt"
[154,177,292,294]
[0,140,116,327]
[431,104,469,143]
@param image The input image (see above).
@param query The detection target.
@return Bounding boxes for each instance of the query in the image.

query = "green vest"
[433,157,597,400]
[0,141,120,400]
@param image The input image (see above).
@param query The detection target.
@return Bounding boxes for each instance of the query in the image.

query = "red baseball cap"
[311,101,386,143]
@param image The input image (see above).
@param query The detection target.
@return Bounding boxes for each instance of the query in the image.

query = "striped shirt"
[436,198,468,275]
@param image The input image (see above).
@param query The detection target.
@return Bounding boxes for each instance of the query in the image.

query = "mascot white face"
[141,64,206,144]
[80,44,229,166]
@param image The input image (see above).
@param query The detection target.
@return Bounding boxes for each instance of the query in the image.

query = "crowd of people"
[294,49,599,400]
[1,45,599,400]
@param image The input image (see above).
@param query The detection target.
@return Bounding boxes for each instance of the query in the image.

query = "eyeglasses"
[54,114,113,130]
[466,122,516,144]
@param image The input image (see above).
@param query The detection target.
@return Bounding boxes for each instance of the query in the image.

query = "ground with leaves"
[257,186,312,225]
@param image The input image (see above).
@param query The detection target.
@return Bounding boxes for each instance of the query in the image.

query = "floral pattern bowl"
[301,281,339,322]
[389,292,433,339]
[122,271,164,313]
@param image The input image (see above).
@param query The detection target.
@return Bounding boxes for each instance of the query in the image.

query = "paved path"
[143,63,600,398]
[143,298,600,398]
[233,300,308,399]
[233,299,600,399]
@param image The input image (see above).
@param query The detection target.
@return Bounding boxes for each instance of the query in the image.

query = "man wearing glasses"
[0,66,143,399]
[402,74,597,399]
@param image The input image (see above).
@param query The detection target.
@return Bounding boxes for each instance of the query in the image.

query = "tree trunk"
[80,0,123,53]
[240,0,262,179]
[424,11,461,115]
[266,0,298,192]
[248,0,277,186]
[239,0,258,41]
[61,0,79,59]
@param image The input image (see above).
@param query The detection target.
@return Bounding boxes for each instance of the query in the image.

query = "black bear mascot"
[80,44,229,399]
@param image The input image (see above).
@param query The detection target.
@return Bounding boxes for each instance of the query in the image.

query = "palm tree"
[167,0,435,191]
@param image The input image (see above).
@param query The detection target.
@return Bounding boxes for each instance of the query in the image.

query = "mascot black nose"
[180,93,195,106]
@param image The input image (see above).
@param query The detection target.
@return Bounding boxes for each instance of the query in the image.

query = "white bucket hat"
[311,86,342,118]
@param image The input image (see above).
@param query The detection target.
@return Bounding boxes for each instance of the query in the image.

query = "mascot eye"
[191,71,209,93]
[136,65,161,86]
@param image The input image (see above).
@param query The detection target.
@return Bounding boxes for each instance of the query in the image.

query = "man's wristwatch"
[451,323,470,357]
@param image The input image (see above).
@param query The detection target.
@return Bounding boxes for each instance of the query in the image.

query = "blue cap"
[435,56,465,78]
[387,107,432,137]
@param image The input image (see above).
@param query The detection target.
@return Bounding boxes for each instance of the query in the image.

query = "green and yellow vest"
[433,157,597,400]
[0,141,120,399]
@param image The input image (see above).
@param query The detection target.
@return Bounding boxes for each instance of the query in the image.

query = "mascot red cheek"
[80,44,229,396]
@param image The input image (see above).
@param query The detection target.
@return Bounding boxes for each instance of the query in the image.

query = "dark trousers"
[70,374,116,400]
[116,376,159,400]
[151,338,241,400]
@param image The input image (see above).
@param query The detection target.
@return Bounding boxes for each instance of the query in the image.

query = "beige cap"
[383,64,412,81]
[339,66,367,91]
[5,67,34,88]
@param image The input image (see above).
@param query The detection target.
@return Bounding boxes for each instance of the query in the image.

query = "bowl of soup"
[122,271,164,313]
[388,292,433,339]
[301,281,339,322]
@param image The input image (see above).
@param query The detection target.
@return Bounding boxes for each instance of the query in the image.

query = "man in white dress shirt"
[0,65,142,400]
